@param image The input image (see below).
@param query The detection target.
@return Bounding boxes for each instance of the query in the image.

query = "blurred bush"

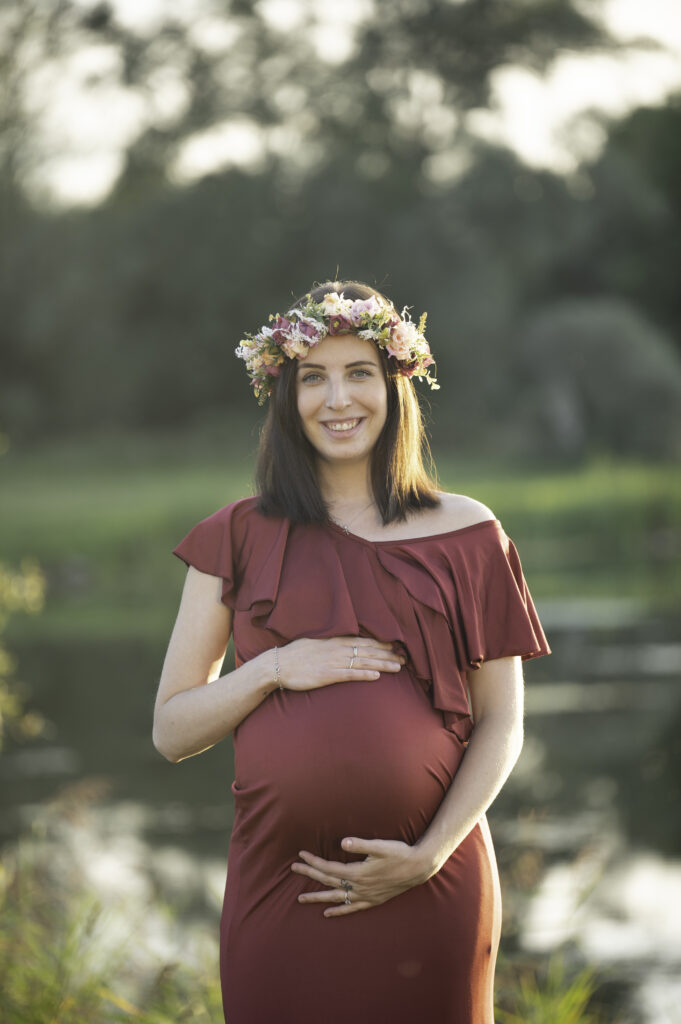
[518,298,681,461]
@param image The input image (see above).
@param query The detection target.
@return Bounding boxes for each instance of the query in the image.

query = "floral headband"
[235,290,439,404]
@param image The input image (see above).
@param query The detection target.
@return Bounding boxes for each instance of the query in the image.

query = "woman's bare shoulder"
[431,491,497,531]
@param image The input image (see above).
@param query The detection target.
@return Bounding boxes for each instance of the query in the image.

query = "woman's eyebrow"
[298,360,377,371]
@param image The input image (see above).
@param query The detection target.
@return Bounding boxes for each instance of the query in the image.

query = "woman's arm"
[413,654,524,875]
[153,567,279,763]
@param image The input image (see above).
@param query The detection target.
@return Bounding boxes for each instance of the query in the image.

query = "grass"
[495,953,610,1023]
[1,427,680,642]
[0,841,224,1023]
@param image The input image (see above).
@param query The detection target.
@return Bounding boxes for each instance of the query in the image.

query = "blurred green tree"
[553,96,681,351]
[3,0,680,463]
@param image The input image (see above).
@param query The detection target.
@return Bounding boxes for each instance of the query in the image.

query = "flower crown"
[235,290,439,404]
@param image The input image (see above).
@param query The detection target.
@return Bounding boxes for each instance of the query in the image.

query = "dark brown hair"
[255,279,440,525]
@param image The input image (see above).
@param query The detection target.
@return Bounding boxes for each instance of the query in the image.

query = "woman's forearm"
[413,713,523,877]
[153,649,277,763]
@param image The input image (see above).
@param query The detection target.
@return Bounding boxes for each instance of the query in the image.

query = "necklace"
[328,499,376,535]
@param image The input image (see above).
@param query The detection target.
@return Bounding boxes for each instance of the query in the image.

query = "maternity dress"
[172,495,551,1024]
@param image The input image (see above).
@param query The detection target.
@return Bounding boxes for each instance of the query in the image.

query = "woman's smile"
[319,417,365,438]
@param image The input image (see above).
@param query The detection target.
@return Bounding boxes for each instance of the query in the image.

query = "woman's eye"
[301,369,372,383]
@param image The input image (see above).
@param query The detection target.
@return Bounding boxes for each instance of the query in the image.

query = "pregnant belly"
[230,669,464,865]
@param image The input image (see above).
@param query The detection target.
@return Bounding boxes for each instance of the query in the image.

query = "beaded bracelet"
[273,646,283,690]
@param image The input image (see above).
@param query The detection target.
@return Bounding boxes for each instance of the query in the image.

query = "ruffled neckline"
[173,497,551,746]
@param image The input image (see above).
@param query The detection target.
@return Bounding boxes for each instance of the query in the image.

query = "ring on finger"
[349,656,355,669]
[352,645,358,658]
[343,892,351,905]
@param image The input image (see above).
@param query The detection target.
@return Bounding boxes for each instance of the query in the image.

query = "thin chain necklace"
[328,499,376,535]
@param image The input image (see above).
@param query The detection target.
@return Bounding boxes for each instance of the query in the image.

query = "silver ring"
[344,893,351,905]
[349,656,355,669]
[340,878,353,891]
[352,645,358,658]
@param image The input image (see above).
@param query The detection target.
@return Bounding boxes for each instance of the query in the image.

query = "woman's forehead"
[298,333,378,365]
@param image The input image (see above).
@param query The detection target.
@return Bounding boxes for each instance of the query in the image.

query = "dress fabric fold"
[171,495,551,1024]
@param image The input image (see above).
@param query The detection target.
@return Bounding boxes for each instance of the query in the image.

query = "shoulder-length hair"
[255,279,440,525]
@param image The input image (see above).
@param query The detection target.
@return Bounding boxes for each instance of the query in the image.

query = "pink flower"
[386,321,419,360]
[264,364,281,377]
[327,314,354,335]
[271,316,294,344]
[350,296,382,324]
[298,320,323,341]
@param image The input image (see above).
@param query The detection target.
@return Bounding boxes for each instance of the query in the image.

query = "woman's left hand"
[290,837,434,917]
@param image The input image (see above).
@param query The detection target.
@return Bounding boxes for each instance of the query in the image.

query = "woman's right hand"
[275,636,405,693]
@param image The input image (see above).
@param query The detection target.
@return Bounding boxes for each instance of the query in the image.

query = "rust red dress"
[172,496,551,1024]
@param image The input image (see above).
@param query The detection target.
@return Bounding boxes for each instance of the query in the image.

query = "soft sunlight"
[16,0,681,208]
[467,47,681,173]
[169,119,269,184]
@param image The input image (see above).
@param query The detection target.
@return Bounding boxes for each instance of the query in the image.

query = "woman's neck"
[317,460,374,511]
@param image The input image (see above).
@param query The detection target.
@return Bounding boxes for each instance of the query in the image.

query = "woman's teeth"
[326,419,359,432]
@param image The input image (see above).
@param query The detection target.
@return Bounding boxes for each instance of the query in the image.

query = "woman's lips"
[319,417,365,439]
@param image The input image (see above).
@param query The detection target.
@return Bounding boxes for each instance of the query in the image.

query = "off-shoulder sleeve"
[458,522,551,669]
[172,499,246,608]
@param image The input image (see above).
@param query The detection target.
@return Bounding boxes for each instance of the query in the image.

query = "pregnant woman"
[153,280,551,1023]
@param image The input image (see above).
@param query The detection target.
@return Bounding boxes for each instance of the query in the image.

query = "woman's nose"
[325,378,352,409]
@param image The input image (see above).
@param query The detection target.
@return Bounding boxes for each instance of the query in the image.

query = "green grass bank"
[2,428,679,642]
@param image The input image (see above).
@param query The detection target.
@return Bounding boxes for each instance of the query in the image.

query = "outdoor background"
[1,0,680,1021]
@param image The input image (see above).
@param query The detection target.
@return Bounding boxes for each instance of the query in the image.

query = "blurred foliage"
[0,0,610,189]
[1,1,680,460]
[0,557,47,750]
[495,953,608,1024]
[0,841,223,1023]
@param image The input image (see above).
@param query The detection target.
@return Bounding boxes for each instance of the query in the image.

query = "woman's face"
[295,333,388,466]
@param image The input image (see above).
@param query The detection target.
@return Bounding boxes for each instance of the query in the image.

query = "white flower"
[282,337,310,358]
[320,292,351,316]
